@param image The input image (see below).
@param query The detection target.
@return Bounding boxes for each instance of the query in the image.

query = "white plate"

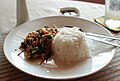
[4,16,116,80]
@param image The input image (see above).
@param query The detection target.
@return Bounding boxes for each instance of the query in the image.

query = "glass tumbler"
[105,0,120,31]
[105,0,120,20]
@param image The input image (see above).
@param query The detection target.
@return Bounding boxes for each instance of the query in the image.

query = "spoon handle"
[87,36,120,48]
[86,33,120,41]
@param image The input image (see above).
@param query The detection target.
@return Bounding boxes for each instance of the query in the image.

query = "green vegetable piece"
[30,49,37,59]
[32,49,37,54]
[41,43,44,48]
[39,42,44,48]
[37,30,42,36]
[48,34,52,39]
[30,53,35,59]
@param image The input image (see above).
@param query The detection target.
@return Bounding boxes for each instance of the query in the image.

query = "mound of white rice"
[52,27,90,64]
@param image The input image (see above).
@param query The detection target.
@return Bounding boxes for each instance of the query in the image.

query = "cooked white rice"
[52,27,90,64]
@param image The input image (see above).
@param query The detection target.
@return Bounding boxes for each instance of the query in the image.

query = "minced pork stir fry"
[18,25,58,64]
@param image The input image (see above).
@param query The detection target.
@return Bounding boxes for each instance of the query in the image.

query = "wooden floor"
[73,0,105,4]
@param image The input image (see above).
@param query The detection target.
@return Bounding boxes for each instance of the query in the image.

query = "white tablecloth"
[0,0,105,33]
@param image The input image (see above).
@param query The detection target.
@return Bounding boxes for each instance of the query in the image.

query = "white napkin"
[17,0,29,26]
